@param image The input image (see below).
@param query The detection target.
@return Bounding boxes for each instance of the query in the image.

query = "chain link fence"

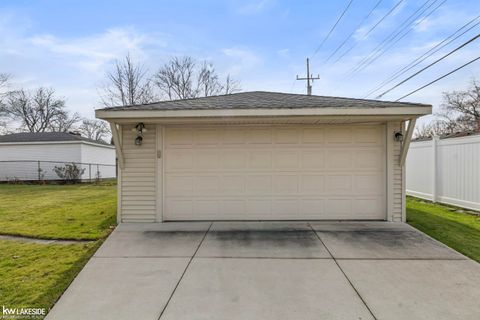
[0,160,117,182]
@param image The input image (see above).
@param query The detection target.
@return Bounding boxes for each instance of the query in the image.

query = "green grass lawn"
[0,182,117,318]
[0,182,116,240]
[0,240,99,308]
[407,196,480,262]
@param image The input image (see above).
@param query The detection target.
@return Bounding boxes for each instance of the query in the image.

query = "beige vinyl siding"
[120,124,157,222]
[387,121,404,222]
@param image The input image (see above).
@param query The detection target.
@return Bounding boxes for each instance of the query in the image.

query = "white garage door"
[163,125,386,221]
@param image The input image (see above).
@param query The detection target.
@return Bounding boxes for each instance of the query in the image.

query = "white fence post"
[432,135,439,202]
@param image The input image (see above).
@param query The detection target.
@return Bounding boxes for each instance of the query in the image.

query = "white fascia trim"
[96,106,432,119]
[0,140,115,149]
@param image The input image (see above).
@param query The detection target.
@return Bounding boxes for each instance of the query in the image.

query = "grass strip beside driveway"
[0,240,100,309]
[0,183,117,318]
[0,183,116,240]
[407,196,480,263]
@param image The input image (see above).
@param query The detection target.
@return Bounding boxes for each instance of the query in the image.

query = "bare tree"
[414,121,451,139]
[414,79,480,139]
[0,73,11,134]
[154,56,240,100]
[100,54,157,107]
[79,119,111,142]
[440,79,480,132]
[223,74,241,95]
[0,73,9,99]
[4,87,79,132]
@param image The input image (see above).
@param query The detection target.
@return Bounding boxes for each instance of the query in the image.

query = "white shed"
[96,91,431,223]
[0,132,116,181]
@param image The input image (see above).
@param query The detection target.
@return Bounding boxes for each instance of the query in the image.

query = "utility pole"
[296,58,320,95]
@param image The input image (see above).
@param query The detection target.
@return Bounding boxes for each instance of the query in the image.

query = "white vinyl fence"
[406,134,480,211]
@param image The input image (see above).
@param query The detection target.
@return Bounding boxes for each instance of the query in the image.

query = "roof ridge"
[96,90,431,112]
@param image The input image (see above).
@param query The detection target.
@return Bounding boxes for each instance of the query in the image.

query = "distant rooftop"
[0,132,112,146]
[98,91,431,111]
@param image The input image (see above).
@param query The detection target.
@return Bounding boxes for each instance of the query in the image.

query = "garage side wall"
[119,124,157,222]
[387,121,405,222]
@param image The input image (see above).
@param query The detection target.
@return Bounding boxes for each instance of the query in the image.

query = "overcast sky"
[1,0,479,124]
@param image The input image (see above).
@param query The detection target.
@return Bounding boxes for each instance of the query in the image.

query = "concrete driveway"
[46,222,480,320]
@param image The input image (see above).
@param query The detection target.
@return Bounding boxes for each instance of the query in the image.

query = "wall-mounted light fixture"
[132,123,146,146]
[394,131,404,142]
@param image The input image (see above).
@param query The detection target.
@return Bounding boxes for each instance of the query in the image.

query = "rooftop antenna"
[296,58,320,95]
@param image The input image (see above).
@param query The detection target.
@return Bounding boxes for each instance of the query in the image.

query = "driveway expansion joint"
[308,223,378,320]
[156,222,213,320]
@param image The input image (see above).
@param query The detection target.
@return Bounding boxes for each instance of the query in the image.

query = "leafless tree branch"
[4,87,79,132]
[99,54,157,107]
[79,119,111,142]
[153,56,241,100]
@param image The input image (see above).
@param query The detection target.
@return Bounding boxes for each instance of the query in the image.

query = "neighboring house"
[406,131,480,211]
[0,132,116,181]
[96,91,431,223]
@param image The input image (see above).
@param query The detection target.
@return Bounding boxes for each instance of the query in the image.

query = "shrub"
[53,163,85,183]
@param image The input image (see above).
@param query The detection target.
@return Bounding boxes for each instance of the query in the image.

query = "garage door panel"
[165,150,194,170]
[353,126,383,144]
[165,199,193,219]
[249,151,272,169]
[301,150,325,169]
[167,128,193,146]
[221,175,246,195]
[324,199,352,215]
[274,151,299,170]
[300,175,325,194]
[194,176,220,196]
[195,151,219,170]
[354,174,384,195]
[274,128,300,144]
[273,175,299,195]
[325,127,352,144]
[300,199,325,215]
[325,150,353,169]
[195,128,219,145]
[246,175,272,194]
[326,175,353,193]
[164,125,386,220]
[356,149,384,169]
[248,129,272,144]
[220,200,246,216]
[246,199,272,216]
[354,198,383,215]
[301,128,324,144]
[272,199,299,215]
[166,176,193,196]
[221,151,247,169]
[222,128,247,145]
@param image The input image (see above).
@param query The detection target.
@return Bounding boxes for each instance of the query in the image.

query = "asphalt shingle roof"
[99,91,430,111]
[0,132,112,146]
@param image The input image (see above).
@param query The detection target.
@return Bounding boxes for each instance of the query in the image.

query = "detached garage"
[95,91,431,223]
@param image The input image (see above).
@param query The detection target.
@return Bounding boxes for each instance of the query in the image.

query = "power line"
[363,0,406,39]
[364,16,480,98]
[354,0,446,75]
[376,33,480,98]
[324,0,383,64]
[312,0,355,57]
[331,0,405,65]
[395,55,480,101]
[348,0,441,76]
